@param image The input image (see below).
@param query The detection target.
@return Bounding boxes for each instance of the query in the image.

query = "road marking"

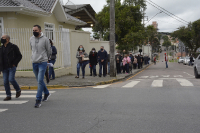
[0,109,8,113]
[183,72,195,77]
[176,79,194,86]
[161,75,170,77]
[0,91,56,94]
[151,80,163,87]
[0,101,28,104]
[140,76,149,78]
[122,81,140,88]
[150,76,159,78]
[0,95,35,98]
[174,75,183,77]
[93,85,111,88]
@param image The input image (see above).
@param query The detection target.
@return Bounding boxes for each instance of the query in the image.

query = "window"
[59,25,63,31]
[0,18,4,38]
[44,23,55,40]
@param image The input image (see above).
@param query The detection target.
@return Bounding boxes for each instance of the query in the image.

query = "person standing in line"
[30,25,52,108]
[75,45,89,79]
[0,35,22,101]
[129,53,134,73]
[97,46,107,77]
[189,55,193,66]
[154,56,157,65]
[49,39,57,80]
[107,51,110,75]
[165,53,168,68]
[141,55,144,68]
[133,55,137,69]
[115,52,122,74]
[89,48,97,77]
[137,54,142,69]
[122,54,131,74]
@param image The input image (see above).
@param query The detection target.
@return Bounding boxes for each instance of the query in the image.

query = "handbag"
[51,55,56,60]
[83,57,89,61]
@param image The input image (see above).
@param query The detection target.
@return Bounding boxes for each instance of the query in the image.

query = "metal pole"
[110,0,116,77]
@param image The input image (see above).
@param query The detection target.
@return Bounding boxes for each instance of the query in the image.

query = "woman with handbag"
[89,48,98,77]
[49,39,57,80]
[75,45,89,79]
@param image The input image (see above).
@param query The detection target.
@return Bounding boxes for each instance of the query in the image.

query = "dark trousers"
[90,65,97,76]
[49,60,56,79]
[123,64,129,73]
[141,62,143,68]
[116,63,121,73]
[133,63,137,69]
[138,62,141,69]
[99,61,106,76]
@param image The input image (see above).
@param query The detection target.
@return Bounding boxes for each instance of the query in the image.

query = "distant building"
[152,21,158,30]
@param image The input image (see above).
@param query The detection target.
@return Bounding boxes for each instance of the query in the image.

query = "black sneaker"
[35,100,41,108]
[42,93,51,102]
[16,90,21,98]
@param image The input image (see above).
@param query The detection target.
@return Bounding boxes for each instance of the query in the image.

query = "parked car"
[183,56,190,65]
[193,55,200,78]
[178,57,185,63]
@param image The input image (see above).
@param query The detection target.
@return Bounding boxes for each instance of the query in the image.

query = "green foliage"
[171,19,200,54]
[93,0,146,51]
[162,35,169,41]
[162,40,171,49]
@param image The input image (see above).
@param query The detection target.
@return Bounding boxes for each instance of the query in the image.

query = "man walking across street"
[30,25,52,108]
[0,35,22,101]
[165,53,168,68]
[98,46,107,77]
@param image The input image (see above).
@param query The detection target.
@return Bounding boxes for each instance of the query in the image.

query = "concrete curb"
[20,64,152,90]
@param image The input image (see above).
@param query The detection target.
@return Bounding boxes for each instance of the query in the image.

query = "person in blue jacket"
[49,39,57,80]
[97,46,107,77]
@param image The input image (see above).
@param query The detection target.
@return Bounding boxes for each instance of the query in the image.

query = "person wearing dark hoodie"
[0,35,22,101]
[48,39,57,80]
[97,46,107,77]
[89,48,98,77]
[30,25,52,108]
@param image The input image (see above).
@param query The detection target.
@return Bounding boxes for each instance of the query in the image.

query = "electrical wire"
[146,1,188,25]
[145,11,163,25]
[148,0,189,24]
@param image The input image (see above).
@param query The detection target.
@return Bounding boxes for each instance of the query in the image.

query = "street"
[1,53,200,133]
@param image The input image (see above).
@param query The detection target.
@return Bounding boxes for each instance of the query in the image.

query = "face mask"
[33,32,40,37]
[92,51,95,52]
[101,48,103,51]
[80,48,83,51]
[1,38,6,44]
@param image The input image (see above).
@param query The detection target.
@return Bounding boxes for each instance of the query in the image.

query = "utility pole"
[110,0,116,77]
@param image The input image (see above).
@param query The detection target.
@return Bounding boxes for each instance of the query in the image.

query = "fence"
[0,28,71,71]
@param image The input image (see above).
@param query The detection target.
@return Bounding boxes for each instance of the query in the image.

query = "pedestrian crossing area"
[0,91,56,113]
[93,78,195,89]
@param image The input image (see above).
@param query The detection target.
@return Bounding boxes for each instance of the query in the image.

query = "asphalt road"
[0,53,200,133]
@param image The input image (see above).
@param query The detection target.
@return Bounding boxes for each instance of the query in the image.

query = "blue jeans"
[189,61,192,66]
[33,62,49,101]
[99,61,106,76]
[49,60,56,79]
[166,61,168,68]
[77,62,87,77]
[3,67,21,97]
[108,62,110,74]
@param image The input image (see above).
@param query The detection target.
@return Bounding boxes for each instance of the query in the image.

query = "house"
[0,0,110,77]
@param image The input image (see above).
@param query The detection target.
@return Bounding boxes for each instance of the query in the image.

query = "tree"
[162,35,169,42]
[162,40,171,50]
[171,19,200,55]
[93,0,146,52]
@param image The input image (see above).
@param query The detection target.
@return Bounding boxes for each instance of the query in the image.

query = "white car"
[178,57,185,63]
[183,57,190,65]
[193,55,200,78]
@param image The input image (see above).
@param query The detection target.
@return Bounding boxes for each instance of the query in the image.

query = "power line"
[146,1,188,25]
[148,0,189,24]
[145,11,163,25]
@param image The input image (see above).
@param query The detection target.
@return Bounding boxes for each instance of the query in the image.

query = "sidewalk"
[0,64,151,90]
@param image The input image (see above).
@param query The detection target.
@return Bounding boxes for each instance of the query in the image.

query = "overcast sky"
[63,0,200,33]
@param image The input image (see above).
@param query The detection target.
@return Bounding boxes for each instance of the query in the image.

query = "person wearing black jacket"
[189,55,194,66]
[0,35,22,101]
[49,39,57,80]
[115,52,122,74]
[137,54,142,69]
[141,55,144,68]
[89,48,98,77]
[97,46,107,77]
